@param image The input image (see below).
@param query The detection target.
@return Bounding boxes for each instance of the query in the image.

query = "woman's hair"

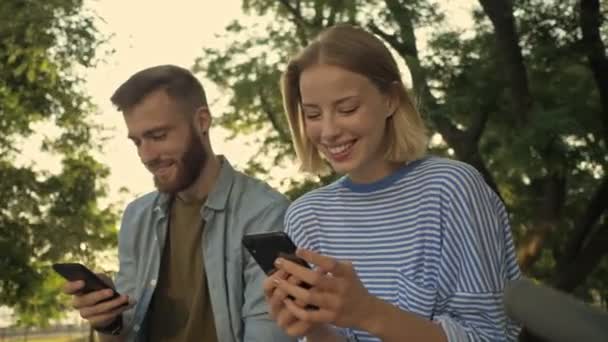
[281,24,428,173]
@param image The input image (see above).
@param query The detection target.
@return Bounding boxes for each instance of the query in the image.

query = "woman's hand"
[273,249,377,331]
[263,268,320,336]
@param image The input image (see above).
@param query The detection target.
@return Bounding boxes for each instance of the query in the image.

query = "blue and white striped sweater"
[285,156,521,342]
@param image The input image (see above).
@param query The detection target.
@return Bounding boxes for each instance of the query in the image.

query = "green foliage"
[0,0,118,325]
[13,271,66,328]
[197,0,608,306]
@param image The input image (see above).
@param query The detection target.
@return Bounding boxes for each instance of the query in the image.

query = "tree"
[196,0,608,311]
[0,0,118,325]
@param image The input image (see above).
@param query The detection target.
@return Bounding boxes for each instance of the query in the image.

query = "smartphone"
[52,262,120,300]
[242,232,310,275]
[243,232,318,310]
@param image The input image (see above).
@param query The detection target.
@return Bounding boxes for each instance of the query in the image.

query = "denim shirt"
[114,157,295,342]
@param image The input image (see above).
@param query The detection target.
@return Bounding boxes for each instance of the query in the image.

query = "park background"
[1,0,607,341]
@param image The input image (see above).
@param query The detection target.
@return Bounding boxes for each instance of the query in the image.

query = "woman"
[264,24,521,342]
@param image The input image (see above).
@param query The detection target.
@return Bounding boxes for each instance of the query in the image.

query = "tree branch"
[478,0,532,125]
[312,0,324,27]
[369,1,502,199]
[278,0,311,46]
[379,0,430,101]
[518,174,566,271]
[258,93,290,143]
[368,21,416,57]
[326,0,342,27]
[553,222,608,292]
[468,107,491,144]
[560,176,608,263]
[278,0,310,28]
[579,0,608,141]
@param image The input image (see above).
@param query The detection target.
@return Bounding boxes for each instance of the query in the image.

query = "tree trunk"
[579,0,608,141]
[478,0,532,125]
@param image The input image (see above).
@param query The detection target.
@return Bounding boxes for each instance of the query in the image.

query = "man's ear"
[193,106,212,134]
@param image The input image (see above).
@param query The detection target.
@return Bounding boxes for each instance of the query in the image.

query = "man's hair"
[111,64,208,113]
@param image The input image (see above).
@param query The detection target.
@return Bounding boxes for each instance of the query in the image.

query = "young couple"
[63,24,520,342]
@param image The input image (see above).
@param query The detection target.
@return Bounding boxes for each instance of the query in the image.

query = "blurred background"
[0,0,606,341]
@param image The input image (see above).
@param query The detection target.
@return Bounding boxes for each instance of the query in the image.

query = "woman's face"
[299,64,397,183]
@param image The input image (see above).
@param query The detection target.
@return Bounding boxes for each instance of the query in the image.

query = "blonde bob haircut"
[281,24,428,174]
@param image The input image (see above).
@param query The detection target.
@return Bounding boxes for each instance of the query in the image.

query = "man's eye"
[151,133,166,140]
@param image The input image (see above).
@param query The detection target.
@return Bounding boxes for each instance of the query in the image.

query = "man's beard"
[153,129,207,194]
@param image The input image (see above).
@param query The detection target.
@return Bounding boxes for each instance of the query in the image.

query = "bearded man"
[62,65,294,342]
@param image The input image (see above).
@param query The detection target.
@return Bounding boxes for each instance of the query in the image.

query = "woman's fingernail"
[275,258,283,266]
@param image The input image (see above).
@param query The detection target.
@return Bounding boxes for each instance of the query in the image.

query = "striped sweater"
[285,156,521,341]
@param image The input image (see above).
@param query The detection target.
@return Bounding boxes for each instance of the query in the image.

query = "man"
[62,65,294,342]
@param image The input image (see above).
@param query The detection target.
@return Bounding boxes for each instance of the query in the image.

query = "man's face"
[124,89,207,193]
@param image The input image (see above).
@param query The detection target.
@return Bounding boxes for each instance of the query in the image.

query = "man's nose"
[138,140,157,165]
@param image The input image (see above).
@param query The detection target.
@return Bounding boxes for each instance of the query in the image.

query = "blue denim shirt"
[114,157,295,342]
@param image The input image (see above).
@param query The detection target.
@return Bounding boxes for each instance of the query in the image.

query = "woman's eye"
[339,106,358,114]
[304,112,321,119]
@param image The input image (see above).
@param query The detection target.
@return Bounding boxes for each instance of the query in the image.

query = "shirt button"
[150,279,157,287]
[134,324,140,332]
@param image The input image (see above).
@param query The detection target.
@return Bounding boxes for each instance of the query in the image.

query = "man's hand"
[62,274,133,329]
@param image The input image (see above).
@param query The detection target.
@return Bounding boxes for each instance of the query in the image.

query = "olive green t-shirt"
[147,196,217,341]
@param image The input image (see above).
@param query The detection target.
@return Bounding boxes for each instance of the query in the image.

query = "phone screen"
[242,232,310,275]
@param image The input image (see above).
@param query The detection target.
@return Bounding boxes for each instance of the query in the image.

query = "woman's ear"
[193,106,212,135]
[385,82,400,117]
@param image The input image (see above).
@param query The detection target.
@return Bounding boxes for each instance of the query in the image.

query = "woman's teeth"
[328,141,354,154]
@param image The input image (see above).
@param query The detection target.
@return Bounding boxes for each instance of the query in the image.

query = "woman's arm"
[277,251,447,342]
[359,296,446,342]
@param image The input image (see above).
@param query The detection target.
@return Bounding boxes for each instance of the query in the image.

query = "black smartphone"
[243,232,318,310]
[242,232,311,275]
[52,262,120,300]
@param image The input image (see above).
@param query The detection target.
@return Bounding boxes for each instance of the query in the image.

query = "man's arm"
[98,203,139,341]
[61,210,137,342]
[242,198,297,342]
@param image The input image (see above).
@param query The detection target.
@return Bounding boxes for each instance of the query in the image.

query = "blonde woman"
[264,24,521,342]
